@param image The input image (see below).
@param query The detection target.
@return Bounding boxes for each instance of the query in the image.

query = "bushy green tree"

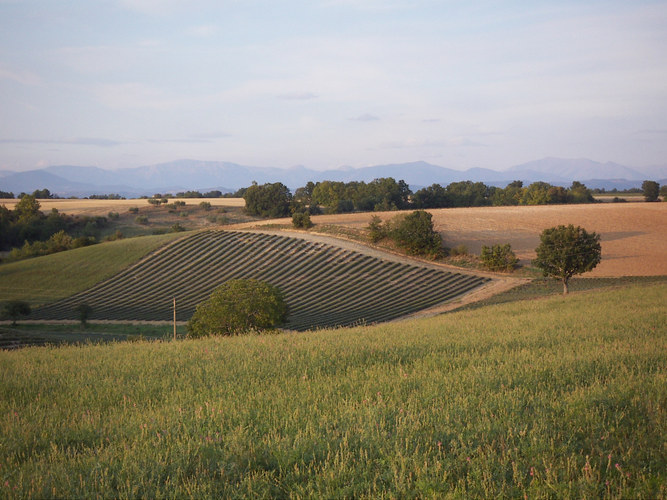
[480,243,519,272]
[243,182,292,218]
[412,183,450,208]
[187,279,288,337]
[367,215,386,243]
[533,224,601,295]
[292,211,313,229]
[387,210,443,257]
[2,300,31,326]
[642,180,660,202]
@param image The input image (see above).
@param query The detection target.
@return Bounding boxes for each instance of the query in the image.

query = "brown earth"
[236,203,667,277]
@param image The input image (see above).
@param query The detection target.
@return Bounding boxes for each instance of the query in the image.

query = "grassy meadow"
[0,233,183,305]
[1,283,665,498]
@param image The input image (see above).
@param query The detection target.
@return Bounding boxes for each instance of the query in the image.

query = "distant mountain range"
[1,157,665,198]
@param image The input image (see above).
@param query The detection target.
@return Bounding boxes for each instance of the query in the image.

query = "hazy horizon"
[2,1,666,173]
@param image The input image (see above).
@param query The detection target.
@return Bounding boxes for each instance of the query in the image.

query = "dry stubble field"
[0,197,245,217]
[288,203,667,277]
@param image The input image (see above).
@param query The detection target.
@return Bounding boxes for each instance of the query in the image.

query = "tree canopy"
[187,279,288,337]
[533,225,602,294]
[243,182,292,218]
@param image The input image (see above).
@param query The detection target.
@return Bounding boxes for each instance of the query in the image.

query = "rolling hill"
[31,230,491,330]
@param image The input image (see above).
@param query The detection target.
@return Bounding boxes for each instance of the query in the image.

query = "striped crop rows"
[33,230,492,330]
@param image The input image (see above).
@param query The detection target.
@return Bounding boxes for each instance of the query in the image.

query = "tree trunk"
[563,278,569,295]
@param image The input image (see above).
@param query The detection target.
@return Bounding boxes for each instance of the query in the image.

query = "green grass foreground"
[1,284,665,498]
[0,233,183,305]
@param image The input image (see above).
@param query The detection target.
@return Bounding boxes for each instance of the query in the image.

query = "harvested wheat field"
[303,203,667,277]
[0,197,245,217]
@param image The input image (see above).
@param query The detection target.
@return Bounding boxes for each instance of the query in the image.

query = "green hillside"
[0,232,183,305]
[1,284,665,498]
[31,230,491,330]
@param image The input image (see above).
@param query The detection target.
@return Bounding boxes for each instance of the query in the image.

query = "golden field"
[0,197,245,217]
[305,203,667,277]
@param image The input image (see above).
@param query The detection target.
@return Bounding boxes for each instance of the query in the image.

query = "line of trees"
[242,178,603,218]
[0,195,107,254]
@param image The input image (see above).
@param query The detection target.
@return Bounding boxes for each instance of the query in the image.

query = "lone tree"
[76,304,93,328]
[642,180,660,202]
[2,300,31,326]
[187,279,288,337]
[533,224,601,295]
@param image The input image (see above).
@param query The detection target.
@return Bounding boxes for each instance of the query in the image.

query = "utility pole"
[173,297,177,340]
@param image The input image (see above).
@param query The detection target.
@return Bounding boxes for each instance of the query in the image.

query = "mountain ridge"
[1,158,665,197]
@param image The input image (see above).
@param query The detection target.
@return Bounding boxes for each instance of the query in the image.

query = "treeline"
[0,195,108,256]
[143,190,238,199]
[0,188,61,199]
[243,178,598,218]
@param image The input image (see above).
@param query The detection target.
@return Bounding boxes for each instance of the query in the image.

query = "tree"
[480,243,519,272]
[387,210,443,257]
[76,304,92,328]
[292,211,313,229]
[187,279,288,337]
[14,194,41,221]
[2,300,31,326]
[533,225,601,295]
[642,180,660,202]
[243,182,292,218]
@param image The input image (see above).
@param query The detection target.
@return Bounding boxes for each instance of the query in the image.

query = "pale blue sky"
[1,0,666,172]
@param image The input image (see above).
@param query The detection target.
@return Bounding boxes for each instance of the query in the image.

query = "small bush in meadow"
[292,211,313,229]
[135,215,149,224]
[480,243,518,271]
[450,244,468,256]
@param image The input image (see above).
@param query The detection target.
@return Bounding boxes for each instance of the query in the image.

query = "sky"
[1,0,666,173]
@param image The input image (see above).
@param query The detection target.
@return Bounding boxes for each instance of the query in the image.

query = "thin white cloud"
[0,66,42,86]
[0,137,122,147]
[350,114,380,122]
[276,92,319,100]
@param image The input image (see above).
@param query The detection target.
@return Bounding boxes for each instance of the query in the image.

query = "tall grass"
[0,233,182,305]
[1,284,665,498]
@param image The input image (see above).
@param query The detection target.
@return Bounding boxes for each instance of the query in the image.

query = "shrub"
[129,207,139,214]
[170,223,186,232]
[76,304,92,328]
[135,215,149,224]
[367,215,386,243]
[187,279,288,337]
[480,243,518,271]
[450,244,468,256]
[199,201,212,211]
[108,211,120,220]
[292,211,313,229]
[387,210,443,258]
